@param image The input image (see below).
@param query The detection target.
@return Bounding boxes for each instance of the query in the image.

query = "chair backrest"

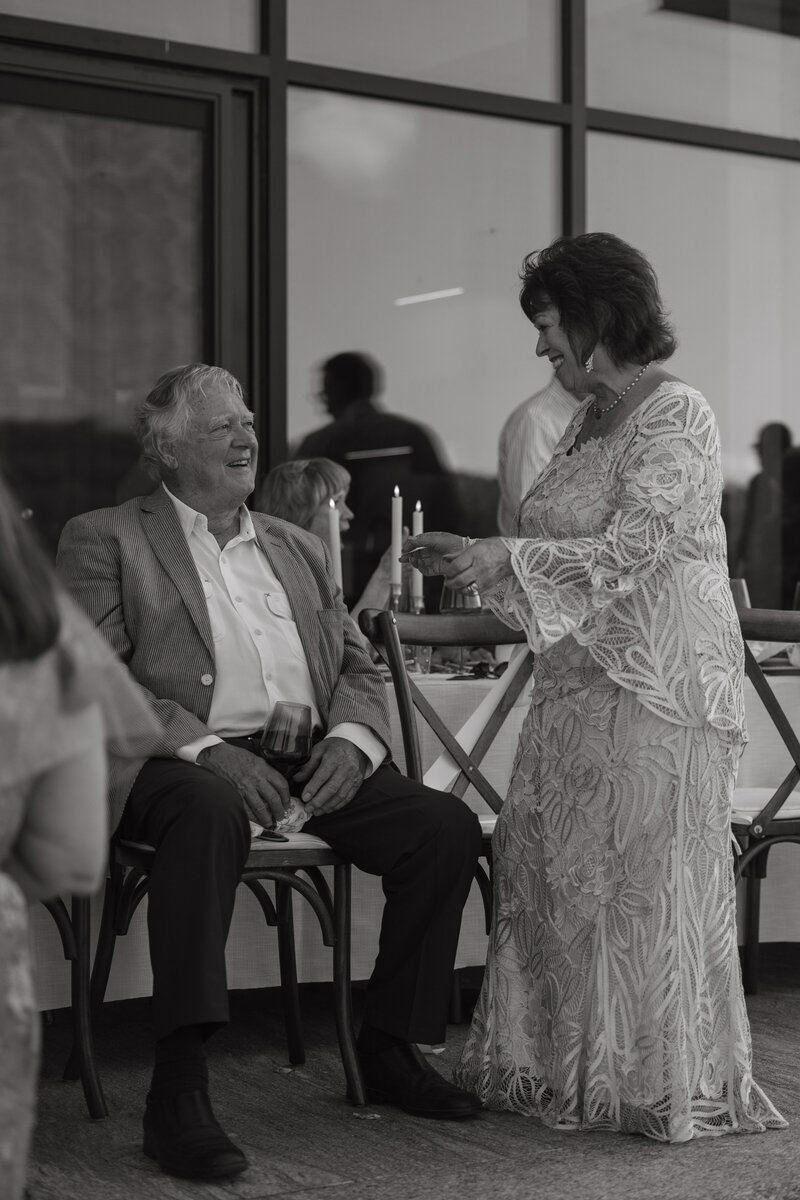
[738,606,800,833]
[358,608,532,814]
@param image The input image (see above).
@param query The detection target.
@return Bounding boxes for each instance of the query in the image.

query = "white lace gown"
[454,382,786,1141]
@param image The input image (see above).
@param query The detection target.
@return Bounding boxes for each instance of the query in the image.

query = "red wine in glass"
[260,702,313,779]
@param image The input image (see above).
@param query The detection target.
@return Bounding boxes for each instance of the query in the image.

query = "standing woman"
[402,233,786,1141]
[0,475,158,1198]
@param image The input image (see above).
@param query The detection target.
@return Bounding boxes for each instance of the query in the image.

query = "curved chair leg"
[275,882,305,1065]
[63,862,123,1087]
[743,866,765,995]
[333,863,366,1106]
[65,896,108,1119]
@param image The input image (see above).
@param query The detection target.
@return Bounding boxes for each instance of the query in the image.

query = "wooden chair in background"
[732,602,800,992]
[358,608,533,1017]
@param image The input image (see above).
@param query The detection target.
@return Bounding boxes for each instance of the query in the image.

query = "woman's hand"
[439,537,513,595]
[400,531,464,576]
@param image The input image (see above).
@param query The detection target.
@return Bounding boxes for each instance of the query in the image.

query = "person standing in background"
[295,352,457,605]
[735,422,793,608]
[496,377,580,536]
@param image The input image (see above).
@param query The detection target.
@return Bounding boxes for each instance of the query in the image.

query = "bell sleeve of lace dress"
[486,389,718,655]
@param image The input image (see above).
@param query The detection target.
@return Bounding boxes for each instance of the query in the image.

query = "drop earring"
[584,352,594,373]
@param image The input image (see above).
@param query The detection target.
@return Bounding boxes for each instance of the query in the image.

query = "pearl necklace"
[592,361,652,419]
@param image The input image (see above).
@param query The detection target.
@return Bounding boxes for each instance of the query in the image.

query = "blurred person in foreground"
[57,363,482,1184]
[0,475,157,1200]
[402,232,786,1142]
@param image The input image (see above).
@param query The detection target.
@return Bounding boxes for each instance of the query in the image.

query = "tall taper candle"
[411,500,424,608]
[328,497,343,588]
[391,485,403,588]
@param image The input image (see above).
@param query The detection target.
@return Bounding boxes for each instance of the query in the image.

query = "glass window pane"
[288,0,560,101]
[0,103,204,551]
[287,88,559,599]
[588,0,800,140]
[588,131,800,607]
[0,0,259,53]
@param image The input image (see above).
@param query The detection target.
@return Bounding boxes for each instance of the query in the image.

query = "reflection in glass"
[288,0,559,101]
[588,131,800,608]
[588,0,800,140]
[0,104,204,551]
[0,0,259,51]
[287,87,561,510]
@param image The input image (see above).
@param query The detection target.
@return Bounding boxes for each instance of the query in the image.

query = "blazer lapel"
[139,487,214,655]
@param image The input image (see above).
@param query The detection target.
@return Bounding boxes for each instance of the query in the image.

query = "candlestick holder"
[389,583,402,612]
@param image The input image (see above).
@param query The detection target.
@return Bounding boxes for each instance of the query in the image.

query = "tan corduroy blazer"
[57,485,391,832]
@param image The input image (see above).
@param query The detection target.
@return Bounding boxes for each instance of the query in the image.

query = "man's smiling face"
[170,384,259,510]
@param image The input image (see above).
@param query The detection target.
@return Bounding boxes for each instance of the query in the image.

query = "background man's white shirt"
[497,377,580,536]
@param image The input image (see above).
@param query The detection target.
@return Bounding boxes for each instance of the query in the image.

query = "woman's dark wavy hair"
[519,232,677,367]
[0,471,60,662]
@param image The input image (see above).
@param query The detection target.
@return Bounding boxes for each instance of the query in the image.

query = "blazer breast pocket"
[202,581,226,642]
[265,592,295,622]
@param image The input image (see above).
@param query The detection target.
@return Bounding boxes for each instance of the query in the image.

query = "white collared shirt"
[164,487,384,773]
[497,377,580,536]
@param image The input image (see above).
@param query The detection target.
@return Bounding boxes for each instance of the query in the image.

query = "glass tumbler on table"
[439,581,481,671]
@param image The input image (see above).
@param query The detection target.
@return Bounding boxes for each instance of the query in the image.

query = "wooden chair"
[732,605,800,992]
[358,608,533,1012]
[63,832,366,1116]
[42,894,106,1119]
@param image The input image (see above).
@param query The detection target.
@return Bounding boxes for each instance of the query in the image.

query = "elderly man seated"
[57,364,482,1183]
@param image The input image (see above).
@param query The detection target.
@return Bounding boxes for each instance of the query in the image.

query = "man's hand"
[292,737,368,817]
[197,742,290,829]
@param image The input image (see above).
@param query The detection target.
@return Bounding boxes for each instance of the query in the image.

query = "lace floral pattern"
[455,383,786,1141]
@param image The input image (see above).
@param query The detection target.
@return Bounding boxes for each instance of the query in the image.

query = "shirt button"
[235,596,243,603]
[253,628,262,636]
[200,673,213,686]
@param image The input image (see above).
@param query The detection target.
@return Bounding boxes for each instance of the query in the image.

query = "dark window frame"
[3,0,800,468]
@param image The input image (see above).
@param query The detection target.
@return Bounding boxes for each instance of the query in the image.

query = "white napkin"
[249,796,310,840]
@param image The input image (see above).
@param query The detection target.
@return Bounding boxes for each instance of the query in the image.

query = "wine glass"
[260,702,313,775]
[255,702,314,840]
[439,581,481,672]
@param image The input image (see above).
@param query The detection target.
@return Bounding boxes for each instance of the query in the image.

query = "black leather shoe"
[358,1042,481,1119]
[143,1089,249,1180]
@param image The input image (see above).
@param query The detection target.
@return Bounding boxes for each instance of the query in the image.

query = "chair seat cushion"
[732,786,800,823]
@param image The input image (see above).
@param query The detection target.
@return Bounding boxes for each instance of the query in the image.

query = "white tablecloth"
[30,671,800,1011]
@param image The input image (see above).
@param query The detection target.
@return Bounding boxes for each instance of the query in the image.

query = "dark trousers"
[119,760,481,1044]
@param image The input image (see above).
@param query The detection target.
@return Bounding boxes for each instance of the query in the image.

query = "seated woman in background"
[257,457,407,624]
[0,474,159,1200]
